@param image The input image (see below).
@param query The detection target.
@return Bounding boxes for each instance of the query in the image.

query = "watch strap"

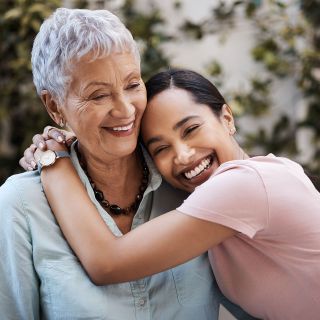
[37,150,70,174]
[55,151,70,159]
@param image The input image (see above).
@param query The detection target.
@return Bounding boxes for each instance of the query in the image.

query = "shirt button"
[138,298,145,306]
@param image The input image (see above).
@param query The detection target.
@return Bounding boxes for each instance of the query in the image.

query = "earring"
[230,127,236,135]
[59,119,65,127]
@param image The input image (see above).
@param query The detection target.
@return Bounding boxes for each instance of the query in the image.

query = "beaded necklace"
[76,145,149,216]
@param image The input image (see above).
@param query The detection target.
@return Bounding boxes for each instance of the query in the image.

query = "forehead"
[145,88,212,119]
[69,52,141,89]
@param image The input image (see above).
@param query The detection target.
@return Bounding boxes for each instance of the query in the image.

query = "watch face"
[40,150,56,166]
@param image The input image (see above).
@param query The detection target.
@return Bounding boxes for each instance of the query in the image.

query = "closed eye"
[92,94,111,101]
[153,145,169,156]
[183,125,200,137]
[126,82,140,90]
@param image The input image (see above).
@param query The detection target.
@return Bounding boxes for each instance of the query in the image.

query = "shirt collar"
[69,141,162,195]
[141,144,162,193]
[69,141,162,235]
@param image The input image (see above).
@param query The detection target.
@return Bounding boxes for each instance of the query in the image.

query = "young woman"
[34,69,320,319]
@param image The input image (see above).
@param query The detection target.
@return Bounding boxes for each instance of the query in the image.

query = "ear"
[220,104,235,133]
[40,90,64,126]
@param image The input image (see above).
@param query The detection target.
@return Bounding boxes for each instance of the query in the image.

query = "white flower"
[311,68,320,81]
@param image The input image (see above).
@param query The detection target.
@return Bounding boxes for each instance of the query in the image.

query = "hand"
[19,126,76,171]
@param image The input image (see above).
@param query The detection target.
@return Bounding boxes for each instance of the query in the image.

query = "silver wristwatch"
[37,150,70,174]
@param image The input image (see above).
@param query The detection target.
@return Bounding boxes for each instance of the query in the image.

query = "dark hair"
[145,68,226,116]
[306,172,320,192]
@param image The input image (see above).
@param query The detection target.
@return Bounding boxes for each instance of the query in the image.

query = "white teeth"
[112,123,133,131]
[184,157,211,180]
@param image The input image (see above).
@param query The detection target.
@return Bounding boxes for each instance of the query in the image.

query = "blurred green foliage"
[0,0,60,182]
[243,0,320,174]
[0,0,319,185]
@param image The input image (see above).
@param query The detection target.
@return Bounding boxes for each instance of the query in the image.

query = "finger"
[64,130,76,141]
[23,146,38,169]
[45,127,66,143]
[66,136,77,147]
[32,134,47,150]
[19,157,34,172]
[43,125,55,139]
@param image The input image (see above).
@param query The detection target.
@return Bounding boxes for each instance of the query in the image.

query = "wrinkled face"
[61,52,146,161]
[141,88,237,192]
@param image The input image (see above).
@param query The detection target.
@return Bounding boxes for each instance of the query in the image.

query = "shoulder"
[200,158,268,198]
[1,171,42,197]
[0,172,43,218]
[153,180,189,212]
[178,159,270,237]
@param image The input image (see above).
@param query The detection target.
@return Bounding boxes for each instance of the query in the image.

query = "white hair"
[31,8,140,104]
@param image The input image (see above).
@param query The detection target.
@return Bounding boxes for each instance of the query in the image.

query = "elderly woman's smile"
[62,52,147,160]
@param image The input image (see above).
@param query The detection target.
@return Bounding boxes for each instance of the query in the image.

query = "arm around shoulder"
[41,159,236,285]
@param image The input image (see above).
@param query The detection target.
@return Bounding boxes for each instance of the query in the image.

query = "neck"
[77,143,143,209]
[238,147,249,160]
[231,138,249,160]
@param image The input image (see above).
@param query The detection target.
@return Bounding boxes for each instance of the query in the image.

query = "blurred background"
[1,0,319,186]
[1,1,319,318]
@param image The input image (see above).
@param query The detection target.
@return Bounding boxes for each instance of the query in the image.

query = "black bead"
[109,205,123,215]
[80,146,150,216]
[101,199,110,207]
[94,190,104,202]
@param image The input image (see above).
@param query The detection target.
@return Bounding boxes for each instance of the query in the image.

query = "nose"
[173,144,195,165]
[110,93,135,119]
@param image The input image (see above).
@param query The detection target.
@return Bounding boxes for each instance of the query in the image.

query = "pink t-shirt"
[178,155,320,320]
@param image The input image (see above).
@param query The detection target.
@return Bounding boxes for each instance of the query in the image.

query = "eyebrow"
[145,115,200,148]
[124,70,140,82]
[172,116,200,131]
[84,81,111,91]
[145,136,162,148]
[83,71,141,91]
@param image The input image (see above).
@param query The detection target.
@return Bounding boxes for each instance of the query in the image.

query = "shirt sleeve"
[0,178,40,320]
[177,163,269,238]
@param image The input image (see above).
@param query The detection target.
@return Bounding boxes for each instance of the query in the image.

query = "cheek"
[153,156,173,181]
[68,111,102,138]
[133,90,147,114]
[140,118,153,143]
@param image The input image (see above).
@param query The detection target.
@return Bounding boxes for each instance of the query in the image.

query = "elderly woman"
[0,8,253,320]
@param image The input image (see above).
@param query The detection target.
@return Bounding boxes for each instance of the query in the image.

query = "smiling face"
[141,87,239,192]
[60,52,146,162]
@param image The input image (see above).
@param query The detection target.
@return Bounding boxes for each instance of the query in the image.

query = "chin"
[184,185,196,193]
[167,180,193,193]
[106,142,138,159]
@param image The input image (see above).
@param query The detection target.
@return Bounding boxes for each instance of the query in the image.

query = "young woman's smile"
[141,87,238,192]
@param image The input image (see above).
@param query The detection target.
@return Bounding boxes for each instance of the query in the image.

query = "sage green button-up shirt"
[0,144,251,320]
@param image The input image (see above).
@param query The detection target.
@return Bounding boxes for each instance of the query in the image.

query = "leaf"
[3,8,22,20]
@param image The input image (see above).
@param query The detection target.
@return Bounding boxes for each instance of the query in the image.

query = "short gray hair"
[31,8,140,104]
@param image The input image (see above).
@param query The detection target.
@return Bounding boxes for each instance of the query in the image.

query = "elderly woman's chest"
[29,209,139,319]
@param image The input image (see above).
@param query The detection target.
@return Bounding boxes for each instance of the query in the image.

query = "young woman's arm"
[42,156,235,285]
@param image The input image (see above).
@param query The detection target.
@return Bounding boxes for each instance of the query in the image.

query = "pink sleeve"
[177,164,269,238]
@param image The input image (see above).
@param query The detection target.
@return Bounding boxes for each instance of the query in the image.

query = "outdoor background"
[0,0,319,319]
[1,0,319,187]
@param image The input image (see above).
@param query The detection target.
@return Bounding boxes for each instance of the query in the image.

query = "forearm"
[41,159,177,284]
[41,159,121,284]
[41,159,235,285]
